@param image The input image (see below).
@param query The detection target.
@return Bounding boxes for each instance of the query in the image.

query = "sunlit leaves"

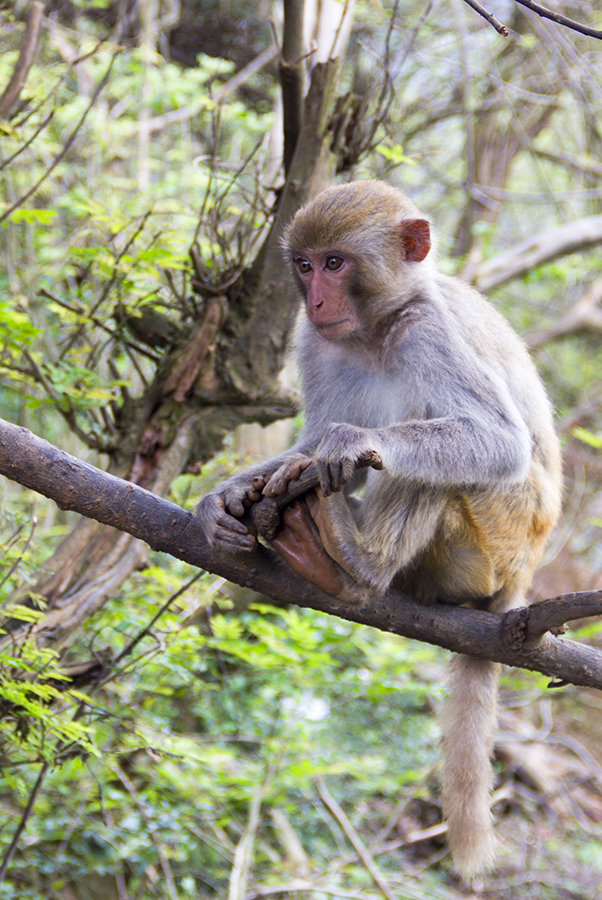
[0,300,41,349]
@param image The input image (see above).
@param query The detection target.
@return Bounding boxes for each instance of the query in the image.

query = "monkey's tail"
[439,653,500,881]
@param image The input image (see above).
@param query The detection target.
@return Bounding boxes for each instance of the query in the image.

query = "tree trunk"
[16,33,353,649]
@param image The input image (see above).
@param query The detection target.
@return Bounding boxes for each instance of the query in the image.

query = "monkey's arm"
[311,327,532,495]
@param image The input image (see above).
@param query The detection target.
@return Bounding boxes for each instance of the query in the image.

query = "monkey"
[197,180,562,879]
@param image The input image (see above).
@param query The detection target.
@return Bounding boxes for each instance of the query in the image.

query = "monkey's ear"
[400,218,431,262]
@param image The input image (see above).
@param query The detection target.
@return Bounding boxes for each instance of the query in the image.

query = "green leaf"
[9,208,57,225]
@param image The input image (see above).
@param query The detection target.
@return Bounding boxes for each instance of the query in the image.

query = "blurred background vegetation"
[0,0,601,897]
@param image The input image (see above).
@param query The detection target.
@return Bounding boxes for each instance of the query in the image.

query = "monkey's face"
[292,249,361,341]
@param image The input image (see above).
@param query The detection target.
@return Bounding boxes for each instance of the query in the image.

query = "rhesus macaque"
[197,180,562,879]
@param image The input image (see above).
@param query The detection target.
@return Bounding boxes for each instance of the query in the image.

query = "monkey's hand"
[314,424,383,496]
[262,453,313,497]
[196,488,257,552]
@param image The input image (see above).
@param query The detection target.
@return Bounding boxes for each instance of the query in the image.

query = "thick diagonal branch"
[0,416,601,689]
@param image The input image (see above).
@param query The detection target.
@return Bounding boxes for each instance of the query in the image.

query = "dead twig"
[317,777,396,900]
[461,0,509,35]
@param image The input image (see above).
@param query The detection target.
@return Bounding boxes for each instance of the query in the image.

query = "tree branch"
[0,49,118,225]
[472,215,602,292]
[0,760,49,884]
[280,0,307,174]
[461,0,602,40]
[0,1,46,119]
[0,416,601,689]
[511,0,602,40]
[526,278,602,347]
[460,0,509,36]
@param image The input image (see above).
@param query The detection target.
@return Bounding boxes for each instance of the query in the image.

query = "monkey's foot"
[241,475,269,508]
[270,497,346,597]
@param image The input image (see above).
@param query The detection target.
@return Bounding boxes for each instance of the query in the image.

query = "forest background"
[0,0,601,898]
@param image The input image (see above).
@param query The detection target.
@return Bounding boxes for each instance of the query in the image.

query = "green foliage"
[0,545,443,896]
[0,299,41,350]
[0,519,97,763]
[0,27,274,440]
[375,141,416,166]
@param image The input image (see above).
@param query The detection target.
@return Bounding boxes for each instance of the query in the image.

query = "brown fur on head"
[282,180,432,301]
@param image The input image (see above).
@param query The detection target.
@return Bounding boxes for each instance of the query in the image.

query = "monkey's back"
[426,274,562,603]
[438,274,561,472]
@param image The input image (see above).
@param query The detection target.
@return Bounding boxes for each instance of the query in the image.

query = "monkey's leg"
[308,482,448,594]
[305,489,354,568]
[270,497,349,597]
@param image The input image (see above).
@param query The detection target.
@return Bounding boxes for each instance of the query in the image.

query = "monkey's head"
[283,180,432,341]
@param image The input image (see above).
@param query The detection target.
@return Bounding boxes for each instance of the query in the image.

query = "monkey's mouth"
[316,319,352,332]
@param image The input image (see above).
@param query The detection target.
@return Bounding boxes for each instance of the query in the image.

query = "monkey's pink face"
[292,250,360,341]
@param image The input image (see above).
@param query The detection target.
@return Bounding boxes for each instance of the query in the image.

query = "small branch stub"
[503,591,602,650]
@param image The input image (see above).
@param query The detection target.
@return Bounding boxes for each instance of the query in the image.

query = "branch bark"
[472,215,602,292]
[461,0,509,36]
[0,1,46,119]
[511,0,602,39]
[527,278,602,347]
[1,417,601,688]
[461,0,602,39]
[280,0,307,174]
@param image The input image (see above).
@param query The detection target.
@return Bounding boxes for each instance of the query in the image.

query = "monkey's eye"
[295,257,312,274]
[325,255,343,271]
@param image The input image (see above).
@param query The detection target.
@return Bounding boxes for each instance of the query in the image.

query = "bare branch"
[460,0,509,35]
[533,148,602,179]
[0,417,601,689]
[527,278,602,347]
[461,0,602,39]
[280,0,307,174]
[471,215,602,292]
[0,1,46,119]
[505,591,602,644]
[0,50,118,225]
[511,0,602,40]
[0,761,49,884]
